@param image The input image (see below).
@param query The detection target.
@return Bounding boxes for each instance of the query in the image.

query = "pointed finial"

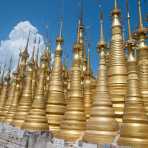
[138,0,144,30]
[56,19,64,44]
[115,0,117,9]
[112,0,120,16]
[59,19,63,38]
[36,37,40,66]
[126,0,132,40]
[98,7,106,50]
[8,56,13,72]
[31,36,36,62]
[80,0,84,26]
[25,31,31,51]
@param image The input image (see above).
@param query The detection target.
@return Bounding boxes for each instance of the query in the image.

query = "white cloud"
[0,21,45,70]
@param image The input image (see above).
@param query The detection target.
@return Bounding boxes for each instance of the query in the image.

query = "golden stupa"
[108,0,127,122]
[84,47,93,119]
[31,37,37,100]
[5,57,21,124]
[118,1,148,147]
[46,23,66,135]
[83,10,119,144]
[57,23,86,142]
[136,0,148,116]
[12,49,33,128]
[0,58,17,121]
[22,51,49,132]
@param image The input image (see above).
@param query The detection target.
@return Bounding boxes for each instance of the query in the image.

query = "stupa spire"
[31,37,36,63]
[12,61,33,128]
[126,0,132,40]
[138,0,143,30]
[4,57,22,124]
[108,0,127,122]
[57,24,85,142]
[23,53,49,132]
[118,45,148,147]
[19,32,30,78]
[114,0,117,9]
[97,9,106,49]
[84,47,92,119]
[83,9,119,144]
[135,0,148,116]
[46,20,66,135]
[23,31,30,58]
[35,38,40,69]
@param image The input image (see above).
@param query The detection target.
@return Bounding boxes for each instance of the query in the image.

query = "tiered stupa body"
[108,0,127,122]
[57,35,85,142]
[0,72,17,121]
[23,52,49,132]
[5,63,21,124]
[83,11,119,144]
[118,2,148,146]
[46,29,66,135]
[136,0,148,115]
[12,61,33,128]
[118,33,148,148]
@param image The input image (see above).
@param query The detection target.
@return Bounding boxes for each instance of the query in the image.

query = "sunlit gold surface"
[12,62,33,128]
[5,73,21,124]
[84,49,93,119]
[83,11,119,144]
[118,50,148,147]
[57,42,85,142]
[108,1,127,122]
[23,53,49,132]
[46,34,66,135]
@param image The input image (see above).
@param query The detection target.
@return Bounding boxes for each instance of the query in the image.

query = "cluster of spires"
[0,0,147,147]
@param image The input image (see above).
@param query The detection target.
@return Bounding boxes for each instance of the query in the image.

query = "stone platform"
[0,123,132,148]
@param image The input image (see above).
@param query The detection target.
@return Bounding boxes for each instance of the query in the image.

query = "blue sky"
[0,0,147,74]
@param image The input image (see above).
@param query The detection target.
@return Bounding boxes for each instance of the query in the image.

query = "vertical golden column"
[12,62,33,128]
[5,72,21,124]
[83,10,118,144]
[118,1,148,146]
[57,42,85,142]
[108,0,127,122]
[0,72,17,121]
[136,0,148,115]
[118,40,148,148]
[84,48,93,119]
[22,53,49,132]
[46,25,66,135]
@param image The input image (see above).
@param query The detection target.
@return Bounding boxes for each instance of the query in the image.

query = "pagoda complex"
[0,0,147,148]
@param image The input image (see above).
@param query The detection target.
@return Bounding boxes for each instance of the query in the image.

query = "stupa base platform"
[0,122,54,148]
[0,123,133,148]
